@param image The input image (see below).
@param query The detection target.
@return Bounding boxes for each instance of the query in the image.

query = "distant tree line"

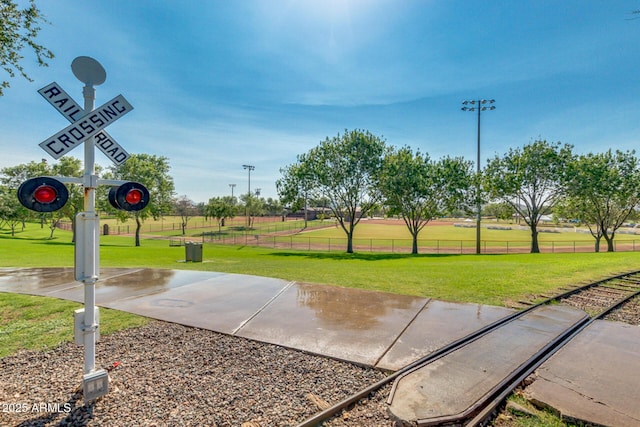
[3,130,640,254]
[277,129,640,254]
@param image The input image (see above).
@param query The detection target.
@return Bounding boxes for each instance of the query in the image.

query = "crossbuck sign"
[38,82,131,165]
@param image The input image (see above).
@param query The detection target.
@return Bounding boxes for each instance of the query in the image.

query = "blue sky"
[2,0,640,203]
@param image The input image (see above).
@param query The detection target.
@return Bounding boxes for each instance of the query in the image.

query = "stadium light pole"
[461,99,495,255]
[242,165,255,228]
[229,183,236,200]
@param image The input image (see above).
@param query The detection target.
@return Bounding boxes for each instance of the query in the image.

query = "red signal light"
[33,185,58,204]
[124,189,142,205]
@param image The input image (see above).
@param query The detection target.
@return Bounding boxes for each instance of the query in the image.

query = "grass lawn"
[3,223,640,305]
[0,292,148,358]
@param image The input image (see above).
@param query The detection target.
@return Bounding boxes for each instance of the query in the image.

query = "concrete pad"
[236,282,429,366]
[526,320,640,427]
[376,300,514,371]
[101,273,293,334]
[0,268,138,297]
[0,268,76,292]
[388,305,588,423]
[47,269,224,304]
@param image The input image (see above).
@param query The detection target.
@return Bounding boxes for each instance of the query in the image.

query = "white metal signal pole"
[71,57,106,379]
[82,81,98,375]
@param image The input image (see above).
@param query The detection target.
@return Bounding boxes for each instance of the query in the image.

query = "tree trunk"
[594,237,601,253]
[530,224,540,253]
[135,216,142,247]
[346,231,354,253]
[412,233,419,255]
[603,235,615,252]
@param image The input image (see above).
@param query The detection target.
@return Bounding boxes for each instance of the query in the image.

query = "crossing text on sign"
[38,82,131,165]
[39,95,133,159]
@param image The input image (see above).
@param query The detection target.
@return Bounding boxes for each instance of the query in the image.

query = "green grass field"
[93,215,640,254]
[3,221,640,307]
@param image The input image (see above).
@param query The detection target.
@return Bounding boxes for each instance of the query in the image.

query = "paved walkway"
[1,267,638,426]
[0,267,511,370]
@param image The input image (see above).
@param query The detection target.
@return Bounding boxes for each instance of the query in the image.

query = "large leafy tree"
[204,196,236,232]
[1,0,54,96]
[559,150,640,252]
[380,146,473,254]
[104,154,175,246]
[484,140,573,253]
[278,129,387,253]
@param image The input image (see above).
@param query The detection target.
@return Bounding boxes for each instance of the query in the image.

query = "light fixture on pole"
[242,165,255,227]
[461,99,495,255]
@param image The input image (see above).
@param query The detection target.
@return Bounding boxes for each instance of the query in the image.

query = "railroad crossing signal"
[17,177,69,212]
[20,56,144,403]
[108,181,150,211]
[38,92,133,162]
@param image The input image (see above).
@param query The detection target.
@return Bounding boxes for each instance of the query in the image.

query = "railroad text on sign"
[39,94,133,160]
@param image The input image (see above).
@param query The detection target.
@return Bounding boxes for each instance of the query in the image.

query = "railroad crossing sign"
[23,56,142,403]
[38,81,132,165]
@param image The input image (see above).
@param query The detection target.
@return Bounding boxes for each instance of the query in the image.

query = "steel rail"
[465,287,640,427]
[294,270,640,427]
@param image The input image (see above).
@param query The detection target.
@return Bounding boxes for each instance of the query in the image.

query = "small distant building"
[287,207,332,220]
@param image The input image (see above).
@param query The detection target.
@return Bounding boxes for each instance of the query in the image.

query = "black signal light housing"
[17,177,69,212]
[108,181,150,211]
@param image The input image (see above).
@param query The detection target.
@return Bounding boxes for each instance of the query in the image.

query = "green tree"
[484,202,516,221]
[278,129,387,253]
[239,193,265,228]
[560,150,640,252]
[0,159,61,237]
[0,186,27,235]
[1,0,54,96]
[263,197,284,217]
[104,154,175,246]
[484,140,573,253]
[380,146,473,254]
[173,195,196,235]
[204,196,236,232]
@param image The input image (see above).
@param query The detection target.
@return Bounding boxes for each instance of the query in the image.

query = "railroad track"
[295,270,640,427]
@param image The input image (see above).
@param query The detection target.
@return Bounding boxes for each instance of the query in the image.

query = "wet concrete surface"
[0,267,515,370]
[2,267,639,427]
[526,319,640,427]
[376,300,514,371]
[387,305,589,424]
[236,282,429,366]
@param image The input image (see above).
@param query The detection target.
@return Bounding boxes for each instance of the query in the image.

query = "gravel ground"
[603,296,640,324]
[0,321,395,427]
